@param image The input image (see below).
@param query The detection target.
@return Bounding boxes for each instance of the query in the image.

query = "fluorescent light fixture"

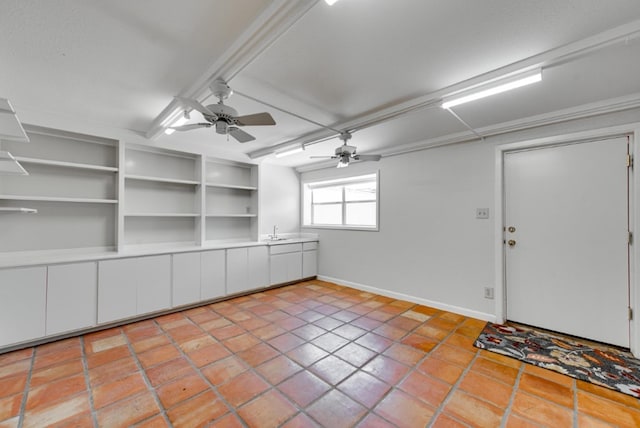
[441,69,542,109]
[325,0,340,4]
[274,145,304,158]
[164,110,190,135]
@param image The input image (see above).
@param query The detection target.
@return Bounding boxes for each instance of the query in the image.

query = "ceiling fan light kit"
[309,130,382,168]
[167,80,276,143]
[441,68,542,109]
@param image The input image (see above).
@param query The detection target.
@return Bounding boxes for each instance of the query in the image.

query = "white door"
[505,136,630,347]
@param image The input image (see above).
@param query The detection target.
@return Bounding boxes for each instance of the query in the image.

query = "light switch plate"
[476,208,490,219]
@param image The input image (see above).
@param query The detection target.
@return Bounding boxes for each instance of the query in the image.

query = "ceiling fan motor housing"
[336,145,357,156]
[205,103,239,125]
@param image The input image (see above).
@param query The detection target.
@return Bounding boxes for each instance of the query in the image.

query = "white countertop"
[0,233,319,269]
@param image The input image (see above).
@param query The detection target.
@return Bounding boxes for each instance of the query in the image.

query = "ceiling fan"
[311,132,382,168]
[171,80,276,143]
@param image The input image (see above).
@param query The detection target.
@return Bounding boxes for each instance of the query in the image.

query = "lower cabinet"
[201,250,226,300]
[47,262,97,335]
[227,246,269,294]
[248,246,269,289]
[270,243,303,285]
[0,241,316,350]
[172,252,202,307]
[98,255,171,323]
[302,242,318,278]
[0,266,47,347]
[302,250,318,278]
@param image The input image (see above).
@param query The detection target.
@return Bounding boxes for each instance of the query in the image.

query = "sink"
[265,237,290,242]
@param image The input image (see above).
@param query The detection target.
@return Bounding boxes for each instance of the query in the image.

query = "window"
[303,173,378,230]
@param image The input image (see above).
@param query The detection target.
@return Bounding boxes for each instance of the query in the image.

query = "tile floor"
[1,280,639,427]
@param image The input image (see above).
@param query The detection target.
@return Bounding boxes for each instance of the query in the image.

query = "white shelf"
[206,183,257,191]
[125,213,199,217]
[0,195,118,204]
[126,174,200,186]
[206,214,257,218]
[0,207,37,214]
[14,156,118,172]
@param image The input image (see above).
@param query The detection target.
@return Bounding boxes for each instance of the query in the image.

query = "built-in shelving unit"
[204,160,258,244]
[122,145,200,250]
[0,125,262,257]
[0,126,119,254]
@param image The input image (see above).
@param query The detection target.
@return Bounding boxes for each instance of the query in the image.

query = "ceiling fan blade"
[354,154,382,162]
[175,96,217,119]
[309,156,337,159]
[235,112,276,126]
[171,123,211,132]
[229,127,255,143]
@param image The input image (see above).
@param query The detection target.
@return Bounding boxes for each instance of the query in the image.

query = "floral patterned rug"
[474,322,640,398]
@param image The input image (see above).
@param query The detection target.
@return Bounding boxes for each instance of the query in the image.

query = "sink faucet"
[270,225,278,240]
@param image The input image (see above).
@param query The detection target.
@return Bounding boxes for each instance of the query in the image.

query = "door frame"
[494,123,640,356]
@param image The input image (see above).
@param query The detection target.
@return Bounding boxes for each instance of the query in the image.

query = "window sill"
[302,225,379,232]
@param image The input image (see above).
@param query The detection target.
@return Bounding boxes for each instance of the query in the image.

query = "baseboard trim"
[318,275,496,323]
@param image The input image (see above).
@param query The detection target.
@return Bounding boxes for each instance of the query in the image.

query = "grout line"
[79,337,99,428]
[160,309,253,427]
[16,348,36,428]
[499,361,525,428]
[573,379,578,428]
[427,350,481,428]
[121,326,173,427]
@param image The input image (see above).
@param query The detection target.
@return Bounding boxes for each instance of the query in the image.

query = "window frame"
[302,172,380,231]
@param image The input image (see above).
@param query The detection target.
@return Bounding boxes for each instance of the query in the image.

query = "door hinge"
[627,154,634,168]
[629,307,634,321]
[629,231,633,245]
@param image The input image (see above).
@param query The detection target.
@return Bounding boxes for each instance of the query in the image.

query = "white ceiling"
[2,0,640,168]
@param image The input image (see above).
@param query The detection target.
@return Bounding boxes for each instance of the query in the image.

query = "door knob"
[507,240,516,247]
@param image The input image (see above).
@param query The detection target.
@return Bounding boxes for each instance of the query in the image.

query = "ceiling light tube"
[441,69,542,109]
[274,145,304,158]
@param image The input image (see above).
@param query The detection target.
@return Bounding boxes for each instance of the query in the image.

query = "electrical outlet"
[484,287,494,299]
[476,208,490,219]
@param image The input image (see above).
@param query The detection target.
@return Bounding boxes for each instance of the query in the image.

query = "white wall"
[259,162,300,235]
[301,107,640,320]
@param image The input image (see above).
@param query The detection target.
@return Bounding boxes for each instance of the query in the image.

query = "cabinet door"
[136,255,171,315]
[47,262,97,335]
[0,266,47,347]
[248,246,269,289]
[226,248,248,294]
[201,250,226,300]
[98,258,139,323]
[270,254,288,285]
[172,253,201,307]
[98,255,171,323]
[286,252,303,282]
[302,250,318,278]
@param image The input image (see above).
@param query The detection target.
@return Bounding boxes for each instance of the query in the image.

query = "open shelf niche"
[121,144,200,250]
[0,125,119,255]
[204,159,259,244]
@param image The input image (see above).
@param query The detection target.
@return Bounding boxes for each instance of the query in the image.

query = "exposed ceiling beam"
[251,18,640,160]
[145,0,319,139]
[295,91,640,173]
